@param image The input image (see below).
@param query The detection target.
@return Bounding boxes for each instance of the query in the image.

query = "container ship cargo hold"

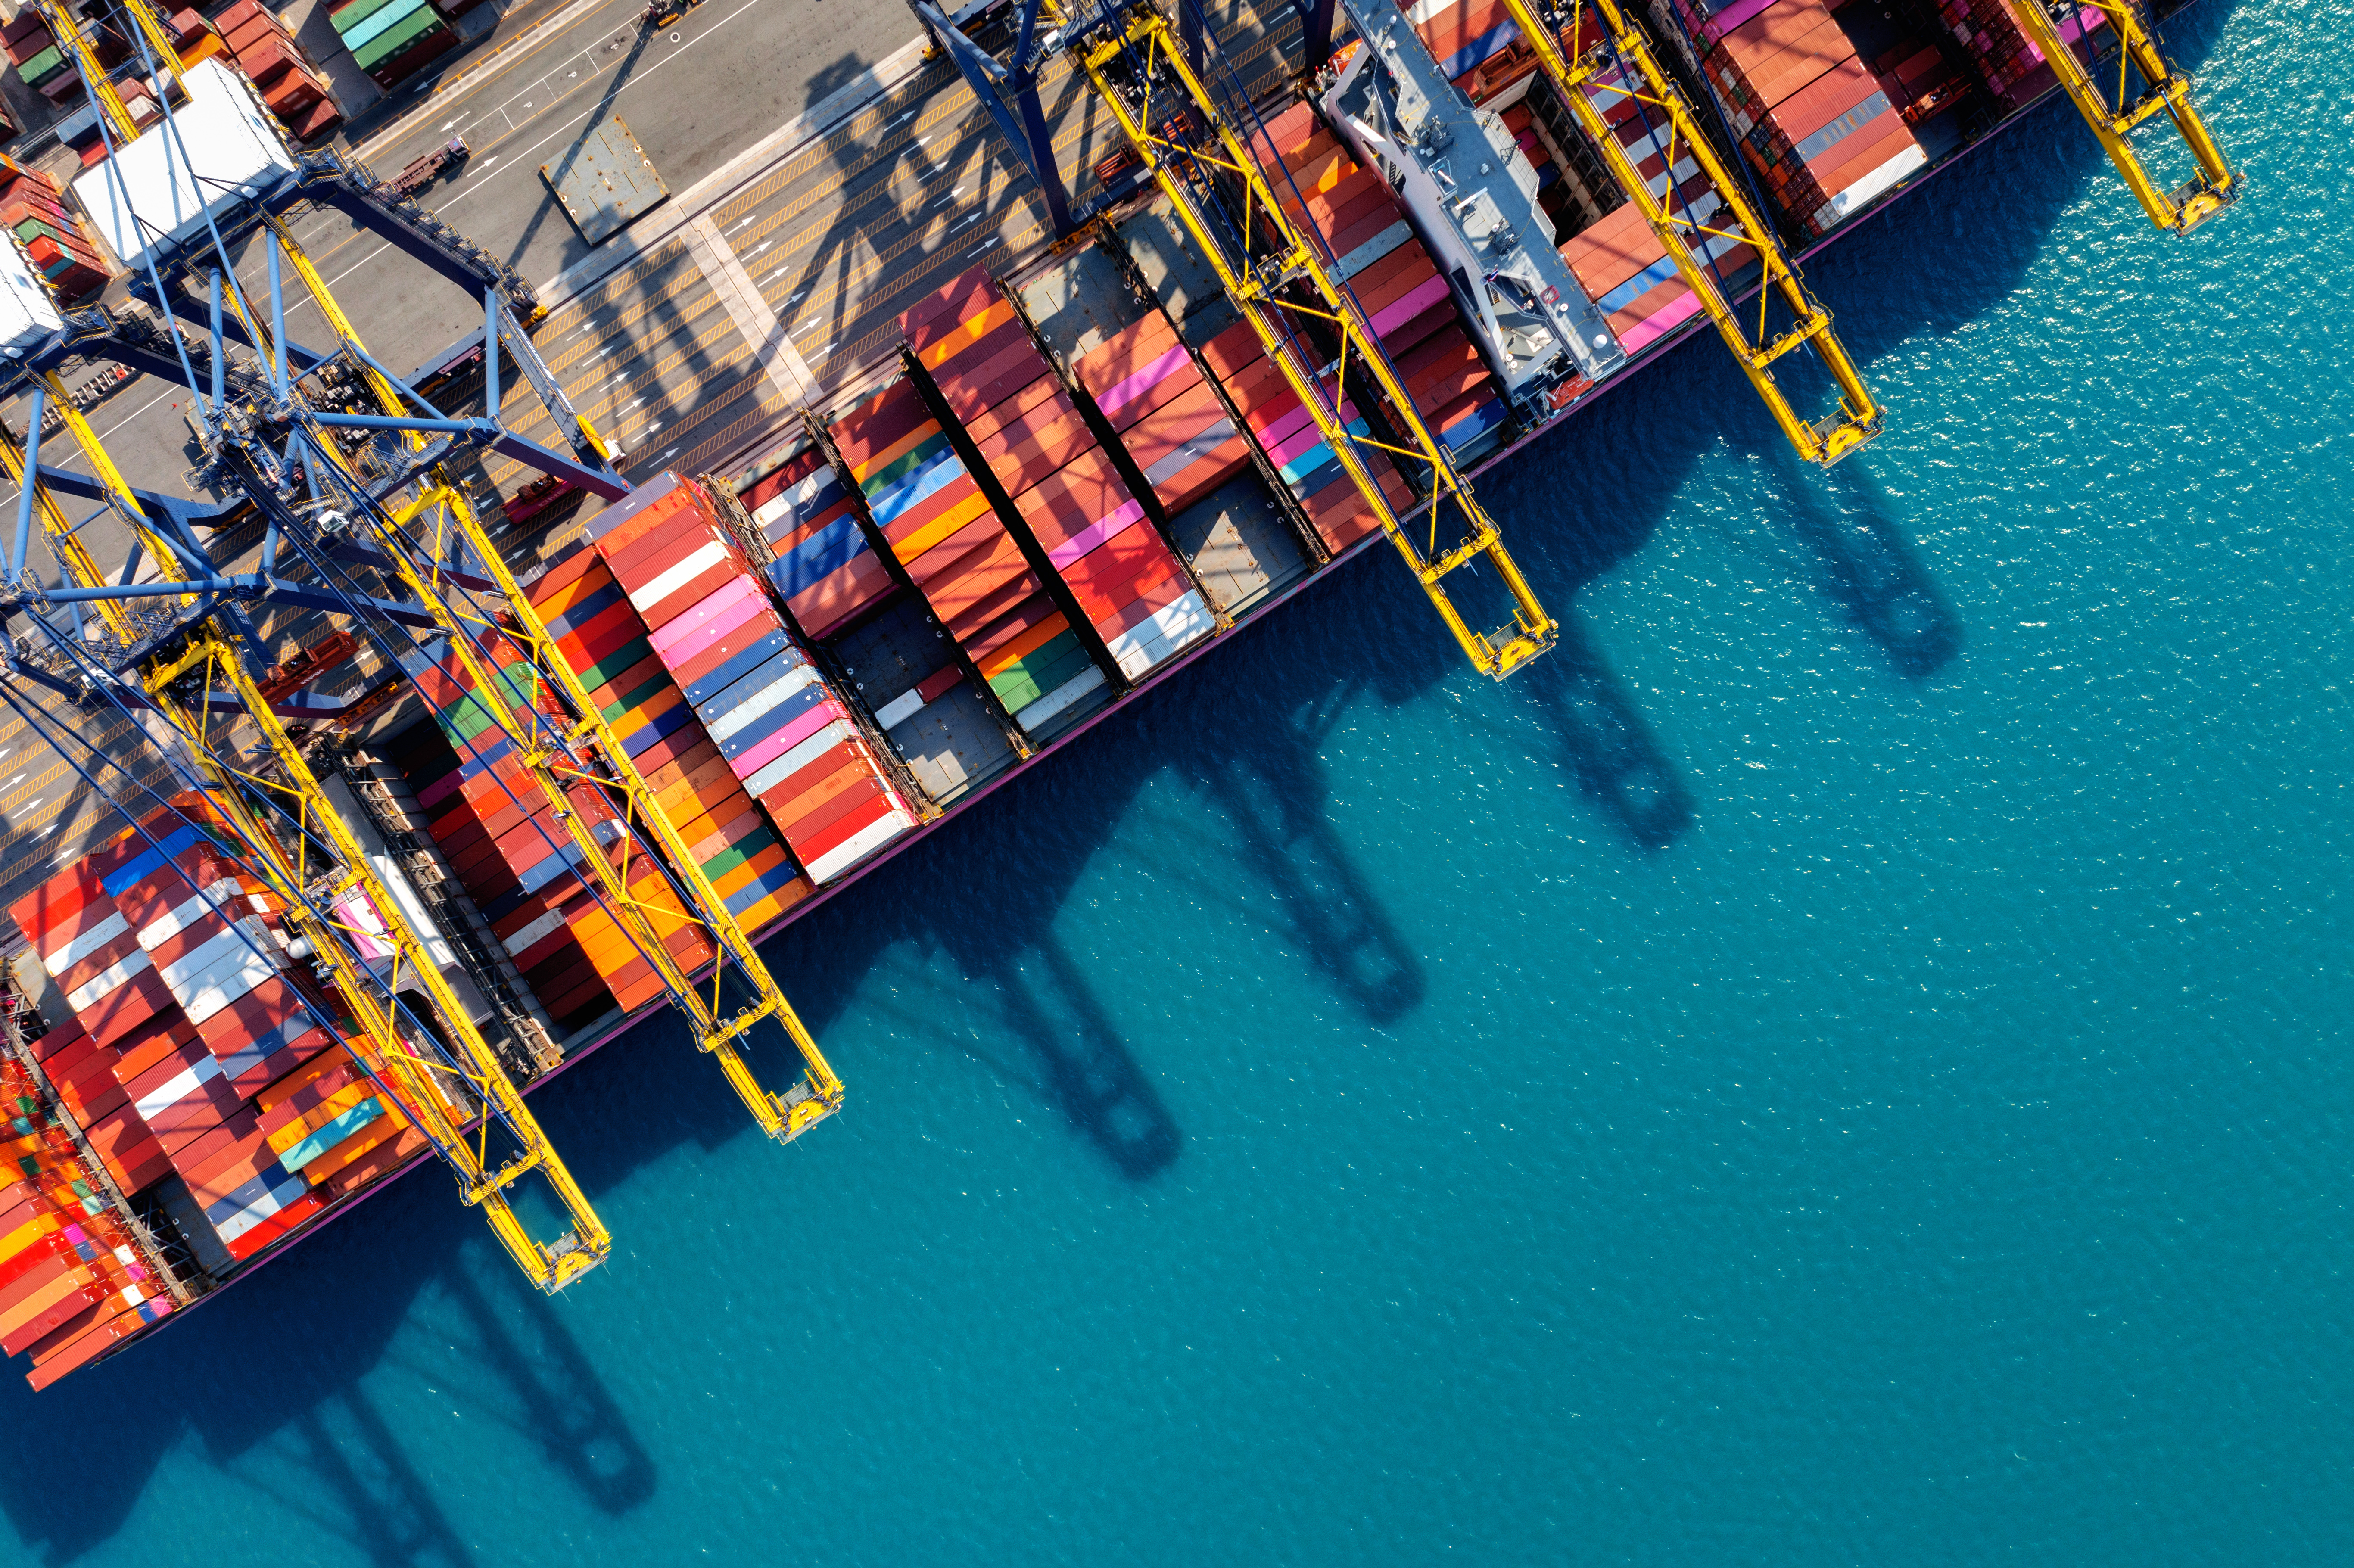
[0,0,2235,1384]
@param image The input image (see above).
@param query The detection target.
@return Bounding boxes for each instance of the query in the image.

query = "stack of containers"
[1258,103,1512,460]
[7,805,407,1273]
[742,448,897,639]
[1194,318,1414,554]
[330,0,461,94]
[214,0,344,142]
[0,1051,172,1390]
[829,374,1093,735]
[580,472,917,888]
[1928,0,2104,108]
[163,9,232,71]
[1551,55,1757,355]
[1068,310,1252,524]
[12,871,171,1197]
[0,154,107,302]
[903,269,1214,687]
[1649,0,1929,236]
[405,632,720,1022]
[742,450,975,737]
[0,9,130,108]
[384,719,625,1031]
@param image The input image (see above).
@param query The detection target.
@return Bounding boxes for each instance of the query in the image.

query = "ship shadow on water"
[0,1164,655,1566]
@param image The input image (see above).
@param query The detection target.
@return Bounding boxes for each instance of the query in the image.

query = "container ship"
[0,0,2234,1384]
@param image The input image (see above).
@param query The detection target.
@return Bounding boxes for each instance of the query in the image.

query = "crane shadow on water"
[0,1167,655,1566]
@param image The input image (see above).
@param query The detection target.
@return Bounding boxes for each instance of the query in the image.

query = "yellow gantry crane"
[1496,0,1881,465]
[14,402,611,1291]
[1070,3,1558,679]
[254,221,844,1141]
[146,633,613,1290]
[2006,0,2237,233]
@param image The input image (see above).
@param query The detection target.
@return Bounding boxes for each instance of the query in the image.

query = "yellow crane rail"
[260,222,844,1139]
[2006,0,2237,233]
[1497,0,1880,464]
[1071,4,1555,678]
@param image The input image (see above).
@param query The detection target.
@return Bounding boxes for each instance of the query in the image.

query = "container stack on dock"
[1648,0,1928,236]
[1257,102,1514,464]
[0,6,128,111]
[330,0,470,93]
[210,0,344,142]
[0,153,106,301]
[574,470,915,891]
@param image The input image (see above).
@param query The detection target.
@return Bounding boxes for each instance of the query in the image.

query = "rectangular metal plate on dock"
[542,115,667,246]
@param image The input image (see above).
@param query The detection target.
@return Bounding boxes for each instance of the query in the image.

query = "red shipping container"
[221,14,280,57]
[224,1192,323,1261]
[932,345,1052,424]
[897,264,1000,347]
[777,772,890,852]
[19,887,121,959]
[903,516,1007,587]
[793,791,901,867]
[262,71,327,118]
[192,975,314,1054]
[161,1114,263,1185]
[237,35,301,84]
[80,969,174,1048]
[964,371,1066,444]
[882,471,989,548]
[925,311,1031,379]
[788,551,896,638]
[829,386,935,470]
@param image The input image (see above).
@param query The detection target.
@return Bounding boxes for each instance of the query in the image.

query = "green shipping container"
[330,0,410,37]
[577,637,656,693]
[700,827,781,883]
[13,218,78,250]
[352,6,442,71]
[439,661,541,744]
[599,675,673,725]
[17,47,63,82]
[986,631,1090,712]
[343,0,427,53]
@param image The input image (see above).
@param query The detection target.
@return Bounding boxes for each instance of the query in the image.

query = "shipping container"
[573,473,917,889]
[1647,0,1935,237]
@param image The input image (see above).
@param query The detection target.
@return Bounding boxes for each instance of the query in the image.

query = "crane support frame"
[2005,0,2236,233]
[1067,0,1558,678]
[135,628,612,1291]
[230,221,842,1139]
[1494,0,1881,464]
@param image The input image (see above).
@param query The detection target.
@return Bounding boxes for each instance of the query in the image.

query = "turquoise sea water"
[7,2,2347,1562]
